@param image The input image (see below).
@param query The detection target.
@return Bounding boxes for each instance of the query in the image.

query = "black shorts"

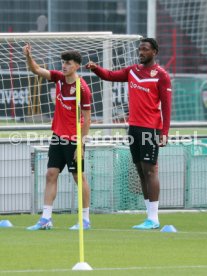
[47,133,84,173]
[128,126,160,165]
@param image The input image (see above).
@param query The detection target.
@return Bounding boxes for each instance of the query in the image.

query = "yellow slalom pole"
[72,78,92,271]
[76,77,84,262]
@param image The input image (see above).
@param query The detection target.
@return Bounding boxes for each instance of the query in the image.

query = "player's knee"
[142,166,157,179]
[46,168,59,182]
[72,173,87,186]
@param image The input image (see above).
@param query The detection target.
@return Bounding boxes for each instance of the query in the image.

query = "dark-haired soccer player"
[23,44,91,230]
[86,38,172,230]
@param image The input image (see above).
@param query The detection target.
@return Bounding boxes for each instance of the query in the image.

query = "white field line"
[1,265,207,274]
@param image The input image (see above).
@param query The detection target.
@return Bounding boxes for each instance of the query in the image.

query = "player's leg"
[131,127,160,230]
[64,142,91,230]
[70,172,91,230]
[135,162,149,215]
[129,126,150,216]
[140,161,159,224]
[72,173,90,210]
[44,168,59,205]
[42,167,60,217]
[133,161,160,230]
[27,134,65,230]
[141,161,159,202]
[27,168,60,230]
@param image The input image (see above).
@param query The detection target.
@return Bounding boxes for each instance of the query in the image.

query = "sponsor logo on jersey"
[150,69,158,77]
[130,81,150,93]
[70,86,76,95]
[57,94,72,110]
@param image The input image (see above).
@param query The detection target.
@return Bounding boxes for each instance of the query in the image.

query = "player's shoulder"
[124,64,138,75]
[127,64,137,71]
[156,64,171,82]
[80,77,89,88]
[80,77,91,92]
[50,70,65,81]
[155,65,171,80]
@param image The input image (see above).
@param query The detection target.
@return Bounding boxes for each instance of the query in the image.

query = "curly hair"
[61,50,82,64]
[140,38,159,54]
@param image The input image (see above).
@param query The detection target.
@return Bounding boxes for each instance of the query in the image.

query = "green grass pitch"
[0,212,207,276]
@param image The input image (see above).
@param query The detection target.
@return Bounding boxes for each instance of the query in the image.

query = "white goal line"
[1,264,207,274]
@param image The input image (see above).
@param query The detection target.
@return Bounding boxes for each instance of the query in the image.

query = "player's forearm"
[162,110,171,136]
[26,55,40,74]
[81,118,91,145]
[93,66,128,82]
[161,94,172,135]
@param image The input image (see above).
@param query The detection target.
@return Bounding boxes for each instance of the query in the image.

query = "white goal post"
[0,32,142,125]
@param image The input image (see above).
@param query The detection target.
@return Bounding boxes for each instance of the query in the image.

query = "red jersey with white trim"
[50,70,91,140]
[93,64,172,135]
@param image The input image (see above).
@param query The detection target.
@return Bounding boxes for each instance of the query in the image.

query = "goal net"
[32,142,207,214]
[156,0,207,121]
[0,32,141,125]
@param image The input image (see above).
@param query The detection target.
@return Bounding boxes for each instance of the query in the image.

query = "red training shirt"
[93,64,172,135]
[50,70,91,141]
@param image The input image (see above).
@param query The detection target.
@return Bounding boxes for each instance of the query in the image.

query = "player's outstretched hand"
[23,43,32,57]
[85,61,97,70]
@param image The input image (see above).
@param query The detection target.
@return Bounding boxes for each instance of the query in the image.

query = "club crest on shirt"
[70,86,76,95]
[150,69,158,77]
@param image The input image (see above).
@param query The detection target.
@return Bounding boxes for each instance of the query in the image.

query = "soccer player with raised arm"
[86,38,172,230]
[23,44,91,230]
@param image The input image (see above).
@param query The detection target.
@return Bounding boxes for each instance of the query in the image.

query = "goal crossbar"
[0,32,142,41]
[0,32,142,125]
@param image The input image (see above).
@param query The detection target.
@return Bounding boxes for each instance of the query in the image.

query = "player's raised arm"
[86,61,129,82]
[23,43,51,80]
[85,61,97,71]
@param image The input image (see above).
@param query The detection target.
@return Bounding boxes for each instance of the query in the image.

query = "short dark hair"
[140,38,159,54]
[61,50,82,64]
